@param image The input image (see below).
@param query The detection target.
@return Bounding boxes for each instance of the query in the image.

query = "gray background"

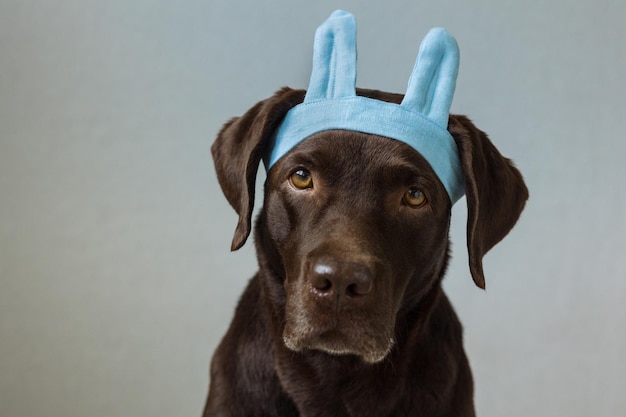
[1,0,625,416]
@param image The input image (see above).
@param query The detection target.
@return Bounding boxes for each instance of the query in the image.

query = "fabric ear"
[448,115,529,289]
[211,87,305,251]
[304,9,357,101]
[401,28,459,127]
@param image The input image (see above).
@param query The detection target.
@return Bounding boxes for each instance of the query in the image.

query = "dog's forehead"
[277,130,437,176]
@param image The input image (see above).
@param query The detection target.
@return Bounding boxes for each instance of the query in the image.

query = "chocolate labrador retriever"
[204,87,528,416]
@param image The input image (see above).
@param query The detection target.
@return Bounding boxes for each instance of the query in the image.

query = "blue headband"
[266,10,464,203]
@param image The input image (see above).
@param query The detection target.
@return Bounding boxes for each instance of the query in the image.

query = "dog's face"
[265,132,452,362]
[212,87,528,363]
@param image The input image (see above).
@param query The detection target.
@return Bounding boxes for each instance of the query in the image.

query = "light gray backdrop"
[1,0,625,416]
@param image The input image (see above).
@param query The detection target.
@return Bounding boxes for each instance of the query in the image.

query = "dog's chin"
[283,329,395,364]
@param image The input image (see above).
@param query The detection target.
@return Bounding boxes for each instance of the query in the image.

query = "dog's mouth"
[281,255,401,364]
[282,317,395,363]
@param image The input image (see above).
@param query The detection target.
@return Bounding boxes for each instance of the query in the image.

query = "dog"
[203,86,528,417]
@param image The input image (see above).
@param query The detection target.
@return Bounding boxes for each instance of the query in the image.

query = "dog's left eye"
[403,188,427,208]
[290,169,313,189]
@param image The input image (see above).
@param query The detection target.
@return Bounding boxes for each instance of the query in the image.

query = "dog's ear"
[449,115,529,289]
[212,87,305,251]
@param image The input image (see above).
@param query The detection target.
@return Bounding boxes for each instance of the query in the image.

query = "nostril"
[347,270,374,297]
[311,262,336,295]
[313,277,333,293]
[346,283,359,297]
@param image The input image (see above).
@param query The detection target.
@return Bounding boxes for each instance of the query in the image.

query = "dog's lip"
[283,322,346,347]
[283,323,394,363]
[290,330,395,363]
[299,328,360,354]
[316,328,344,343]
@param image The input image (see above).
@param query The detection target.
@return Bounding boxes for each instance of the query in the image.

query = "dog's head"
[212,87,528,363]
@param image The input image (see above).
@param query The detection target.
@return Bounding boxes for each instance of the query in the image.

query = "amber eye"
[403,188,426,208]
[290,169,313,189]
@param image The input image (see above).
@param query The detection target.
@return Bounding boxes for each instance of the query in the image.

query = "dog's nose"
[309,258,374,301]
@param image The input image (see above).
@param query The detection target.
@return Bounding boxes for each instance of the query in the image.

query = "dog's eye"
[290,169,313,189]
[403,188,426,208]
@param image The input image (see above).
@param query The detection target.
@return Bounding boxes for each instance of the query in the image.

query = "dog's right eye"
[290,169,313,190]
[403,187,427,208]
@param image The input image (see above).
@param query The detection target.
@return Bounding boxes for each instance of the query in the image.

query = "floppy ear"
[448,115,529,289]
[212,87,305,251]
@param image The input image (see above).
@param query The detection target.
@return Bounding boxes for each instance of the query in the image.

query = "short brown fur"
[205,88,528,416]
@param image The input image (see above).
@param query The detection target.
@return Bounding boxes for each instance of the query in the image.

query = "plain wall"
[1,0,625,416]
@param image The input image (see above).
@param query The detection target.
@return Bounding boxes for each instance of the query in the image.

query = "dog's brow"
[382,163,425,183]
[280,151,321,169]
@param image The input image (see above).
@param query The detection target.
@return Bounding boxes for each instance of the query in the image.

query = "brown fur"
[204,87,528,416]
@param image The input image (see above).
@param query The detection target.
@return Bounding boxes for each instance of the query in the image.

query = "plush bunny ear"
[401,28,460,130]
[305,10,357,101]
[267,11,464,203]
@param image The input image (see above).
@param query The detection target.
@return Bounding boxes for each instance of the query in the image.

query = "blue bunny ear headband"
[266,10,465,204]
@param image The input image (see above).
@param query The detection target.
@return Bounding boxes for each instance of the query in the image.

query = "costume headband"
[266,10,464,203]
